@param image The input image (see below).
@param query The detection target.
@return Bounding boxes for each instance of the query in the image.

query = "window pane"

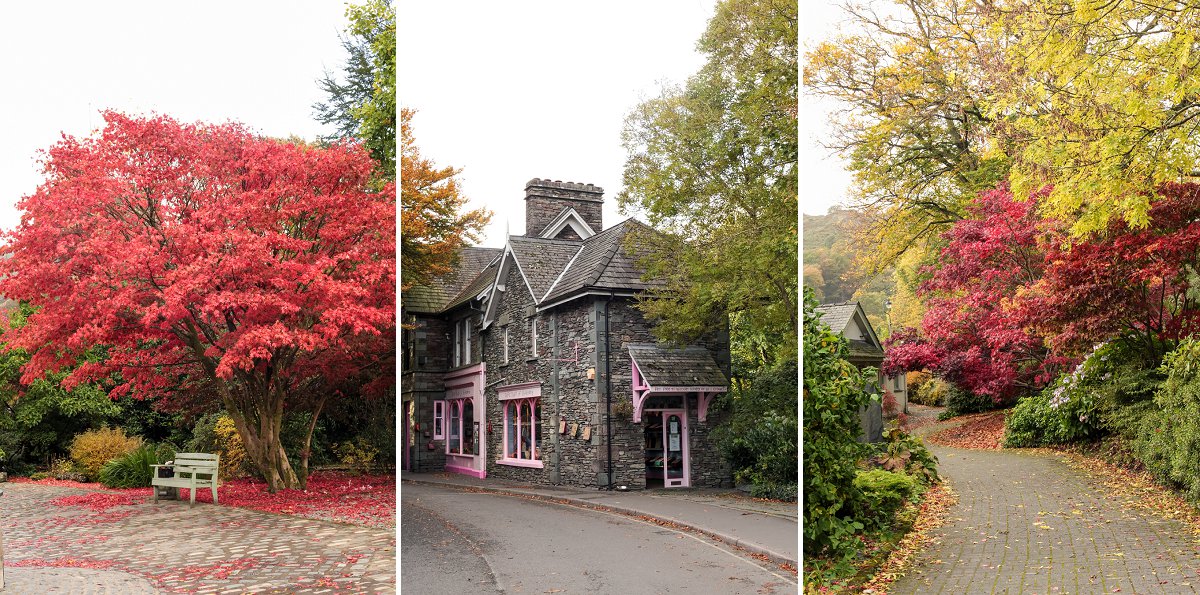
[533,401,542,460]
[506,402,517,459]
[520,401,533,460]
[449,401,461,453]
[462,400,474,455]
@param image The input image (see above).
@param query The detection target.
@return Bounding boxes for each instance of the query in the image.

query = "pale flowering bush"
[1004,343,1110,447]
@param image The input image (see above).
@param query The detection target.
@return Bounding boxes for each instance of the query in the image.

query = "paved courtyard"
[0,482,395,594]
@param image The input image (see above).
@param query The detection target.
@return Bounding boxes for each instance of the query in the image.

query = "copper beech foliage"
[0,112,395,491]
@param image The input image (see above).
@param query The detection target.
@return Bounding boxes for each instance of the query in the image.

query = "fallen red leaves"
[178,471,395,529]
[15,471,395,529]
[928,411,1007,449]
[50,491,147,511]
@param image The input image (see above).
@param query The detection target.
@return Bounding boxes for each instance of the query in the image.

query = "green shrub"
[938,384,993,419]
[334,437,380,475]
[69,427,142,481]
[871,423,939,484]
[1133,340,1200,504]
[48,457,87,482]
[853,469,917,527]
[1004,391,1060,447]
[99,446,159,488]
[187,412,249,479]
[908,372,941,405]
[802,288,872,558]
[750,482,797,501]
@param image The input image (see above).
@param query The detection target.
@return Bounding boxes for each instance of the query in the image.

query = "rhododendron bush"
[0,112,395,492]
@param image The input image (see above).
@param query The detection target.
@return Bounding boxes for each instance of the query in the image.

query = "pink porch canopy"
[627,344,727,423]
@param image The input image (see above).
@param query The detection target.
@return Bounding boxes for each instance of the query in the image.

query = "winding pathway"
[890,408,1200,594]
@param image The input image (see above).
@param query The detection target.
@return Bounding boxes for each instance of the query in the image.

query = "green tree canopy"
[620,0,797,369]
[314,0,396,180]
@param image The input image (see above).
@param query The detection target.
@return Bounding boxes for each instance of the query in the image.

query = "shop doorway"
[643,409,689,488]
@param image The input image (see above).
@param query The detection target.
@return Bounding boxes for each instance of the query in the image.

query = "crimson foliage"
[884,186,1058,402]
[1037,182,1200,365]
[0,112,395,490]
[887,182,1200,404]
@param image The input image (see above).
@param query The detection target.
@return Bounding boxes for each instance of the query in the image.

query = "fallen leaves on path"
[860,482,958,594]
[927,411,1006,449]
[50,491,148,511]
[179,471,396,529]
[1039,446,1200,533]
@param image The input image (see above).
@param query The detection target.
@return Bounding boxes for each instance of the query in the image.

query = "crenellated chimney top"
[524,178,604,239]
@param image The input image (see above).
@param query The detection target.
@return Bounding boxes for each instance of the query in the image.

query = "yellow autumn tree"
[994,0,1200,235]
[399,108,491,290]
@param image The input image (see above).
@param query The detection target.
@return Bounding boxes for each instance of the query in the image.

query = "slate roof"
[508,236,584,301]
[813,302,857,335]
[413,216,673,315]
[628,343,728,388]
[814,302,885,363]
[541,218,666,305]
[402,247,502,314]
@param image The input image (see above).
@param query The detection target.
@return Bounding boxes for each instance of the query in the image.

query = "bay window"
[502,397,541,465]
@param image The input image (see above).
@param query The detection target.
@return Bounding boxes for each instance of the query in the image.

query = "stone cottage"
[401,178,732,489]
[814,301,907,442]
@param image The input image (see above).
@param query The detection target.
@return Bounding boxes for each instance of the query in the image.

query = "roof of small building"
[813,302,858,335]
[627,343,728,388]
[402,247,502,314]
[814,301,885,363]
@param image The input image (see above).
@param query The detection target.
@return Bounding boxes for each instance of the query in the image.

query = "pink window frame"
[499,397,543,468]
[433,400,445,440]
[445,397,476,456]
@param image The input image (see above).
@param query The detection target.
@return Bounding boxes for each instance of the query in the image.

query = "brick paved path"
[890,444,1200,594]
[1,482,395,594]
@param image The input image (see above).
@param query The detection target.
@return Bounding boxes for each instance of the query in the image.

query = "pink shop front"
[437,363,487,478]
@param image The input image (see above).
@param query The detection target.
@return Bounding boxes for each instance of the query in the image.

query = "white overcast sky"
[801,2,856,218]
[401,1,854,248]
[0,1,352,233]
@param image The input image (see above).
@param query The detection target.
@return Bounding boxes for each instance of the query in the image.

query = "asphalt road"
[400,483,797,594]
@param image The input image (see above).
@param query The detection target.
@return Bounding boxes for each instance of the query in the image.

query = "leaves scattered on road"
[860,482,958,593]
[927,411,1006,449]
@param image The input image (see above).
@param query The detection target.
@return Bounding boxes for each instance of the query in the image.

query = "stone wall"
[482,263,564,484]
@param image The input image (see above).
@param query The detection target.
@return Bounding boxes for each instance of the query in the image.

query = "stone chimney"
[524,178,603,238]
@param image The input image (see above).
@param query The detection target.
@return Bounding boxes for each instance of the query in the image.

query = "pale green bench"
[151,452,219,507]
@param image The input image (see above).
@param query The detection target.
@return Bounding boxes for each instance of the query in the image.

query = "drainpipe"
[604,292,614,490]
[551,311,561,484]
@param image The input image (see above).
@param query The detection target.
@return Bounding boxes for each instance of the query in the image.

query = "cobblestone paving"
[1,482,395,594]
[890,445,1200,594]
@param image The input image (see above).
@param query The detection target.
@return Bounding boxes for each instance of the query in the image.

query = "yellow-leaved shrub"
[70,427,142,481]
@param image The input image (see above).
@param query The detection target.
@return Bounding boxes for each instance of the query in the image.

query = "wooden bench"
[151,452,219,507]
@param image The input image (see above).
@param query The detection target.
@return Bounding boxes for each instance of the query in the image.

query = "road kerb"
[400,477,796,568]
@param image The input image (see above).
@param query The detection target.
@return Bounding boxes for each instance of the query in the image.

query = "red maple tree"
[0,112,395,492]
[884,185,1060,402]
[1036,182,1200,365]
